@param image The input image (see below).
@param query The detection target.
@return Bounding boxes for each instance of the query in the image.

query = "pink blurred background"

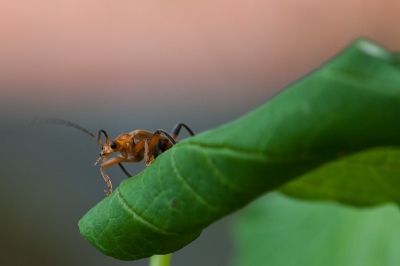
[1,1,400,265]
[2,0,399,120]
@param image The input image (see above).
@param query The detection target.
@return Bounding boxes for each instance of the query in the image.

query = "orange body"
[30,116,194,196]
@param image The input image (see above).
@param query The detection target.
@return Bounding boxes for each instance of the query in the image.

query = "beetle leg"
[171,123,195,139]
[131,139,154,165]
[118,163,132,178]
[100,155,143,196]
[100,166,112,196]
[132,127,195,165]
[146,130,171,165]
[162,123,195,151]
[102,155,143,168]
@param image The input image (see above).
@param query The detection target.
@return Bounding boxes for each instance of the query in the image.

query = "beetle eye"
[110,142,117,150]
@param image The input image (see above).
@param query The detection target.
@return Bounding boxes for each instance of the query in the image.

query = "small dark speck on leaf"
[171,200,178,207]
[337,149,347,158]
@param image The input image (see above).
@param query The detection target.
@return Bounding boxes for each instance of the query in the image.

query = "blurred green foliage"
[231,193,400,266]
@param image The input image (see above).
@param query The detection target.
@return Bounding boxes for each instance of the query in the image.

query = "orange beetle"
[30,117,194,196]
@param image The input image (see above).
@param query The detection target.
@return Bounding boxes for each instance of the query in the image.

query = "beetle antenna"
[98,129,110,145]
[29,116,104,147]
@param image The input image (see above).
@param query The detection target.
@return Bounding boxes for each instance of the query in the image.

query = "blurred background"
[1,1,400,265]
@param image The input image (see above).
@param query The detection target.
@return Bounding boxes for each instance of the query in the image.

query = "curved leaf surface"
[280,148,400,205]
[79,38,400,260]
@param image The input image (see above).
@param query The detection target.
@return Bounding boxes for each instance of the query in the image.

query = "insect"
[30,117,195,196]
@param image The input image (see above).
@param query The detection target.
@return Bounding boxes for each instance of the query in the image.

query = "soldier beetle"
[30,117,194,196]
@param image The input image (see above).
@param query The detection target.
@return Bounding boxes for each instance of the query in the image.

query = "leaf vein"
[116,189,176,235]
[341,159,400,202]
[202,151,255,196]
[170,148,219,212]
[183,141,334,162]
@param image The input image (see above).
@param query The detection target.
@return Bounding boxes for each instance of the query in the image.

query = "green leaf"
[78,38,400,260]
[231,193,400,266]
[280,147,400,206]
